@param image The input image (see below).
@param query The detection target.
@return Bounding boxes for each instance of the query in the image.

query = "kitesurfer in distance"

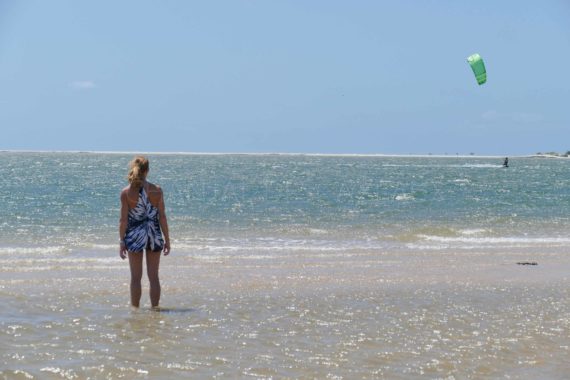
[503,157,509,168]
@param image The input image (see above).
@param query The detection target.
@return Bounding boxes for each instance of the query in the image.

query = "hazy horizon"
[0,149,563,158]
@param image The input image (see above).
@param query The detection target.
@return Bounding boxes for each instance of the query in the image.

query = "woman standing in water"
[119,156,171,308]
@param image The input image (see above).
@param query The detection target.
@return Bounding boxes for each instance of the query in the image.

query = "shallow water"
[2,247,570,379]
[1,153,570,378]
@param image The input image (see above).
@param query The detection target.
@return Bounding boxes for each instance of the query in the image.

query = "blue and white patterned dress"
[125,185,164,252]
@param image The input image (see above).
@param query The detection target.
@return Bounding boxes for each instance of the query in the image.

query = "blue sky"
[1,1,569,154]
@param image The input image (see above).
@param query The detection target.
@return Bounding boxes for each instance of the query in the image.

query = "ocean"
[1,152,569,379]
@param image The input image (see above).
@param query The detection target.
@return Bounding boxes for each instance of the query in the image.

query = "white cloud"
[70,81,96,90]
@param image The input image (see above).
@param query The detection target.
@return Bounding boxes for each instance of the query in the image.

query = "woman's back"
[124,182,162,210]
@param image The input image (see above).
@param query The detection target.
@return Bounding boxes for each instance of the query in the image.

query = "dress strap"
[140,183,151,207]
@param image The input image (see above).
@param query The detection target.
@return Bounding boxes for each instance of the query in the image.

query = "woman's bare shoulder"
[147,182,163,194]
[120,188,129,205]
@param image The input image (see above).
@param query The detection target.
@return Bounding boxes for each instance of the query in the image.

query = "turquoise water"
[1,152,569,252]
[2,153,570,379]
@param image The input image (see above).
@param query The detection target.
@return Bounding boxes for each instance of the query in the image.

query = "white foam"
[86,244,117,250]
[461,163,502,168]
[0,246,69,255]
[418,234,570,246]
[0,257,118,265]
[172,243,386,253]
[459,229,487,236]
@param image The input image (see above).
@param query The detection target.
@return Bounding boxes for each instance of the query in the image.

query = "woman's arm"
[158,188,171,255]
[119,190,129,259]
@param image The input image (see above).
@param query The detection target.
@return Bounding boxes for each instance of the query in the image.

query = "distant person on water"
[119,156,171,308]
[503,157,509,168]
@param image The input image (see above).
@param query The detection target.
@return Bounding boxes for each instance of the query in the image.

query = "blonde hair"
[128,156,149,188]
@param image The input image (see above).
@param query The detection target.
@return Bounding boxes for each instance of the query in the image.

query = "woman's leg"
[146,250,162,308]
[128,252,144,307]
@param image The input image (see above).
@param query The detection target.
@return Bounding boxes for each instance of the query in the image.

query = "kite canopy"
[467,53,487,85]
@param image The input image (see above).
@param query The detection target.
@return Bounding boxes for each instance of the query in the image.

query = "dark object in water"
[503,157,509,168]
[516,262,537,265]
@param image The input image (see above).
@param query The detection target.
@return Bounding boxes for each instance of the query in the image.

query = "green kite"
[467,53,487,85]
